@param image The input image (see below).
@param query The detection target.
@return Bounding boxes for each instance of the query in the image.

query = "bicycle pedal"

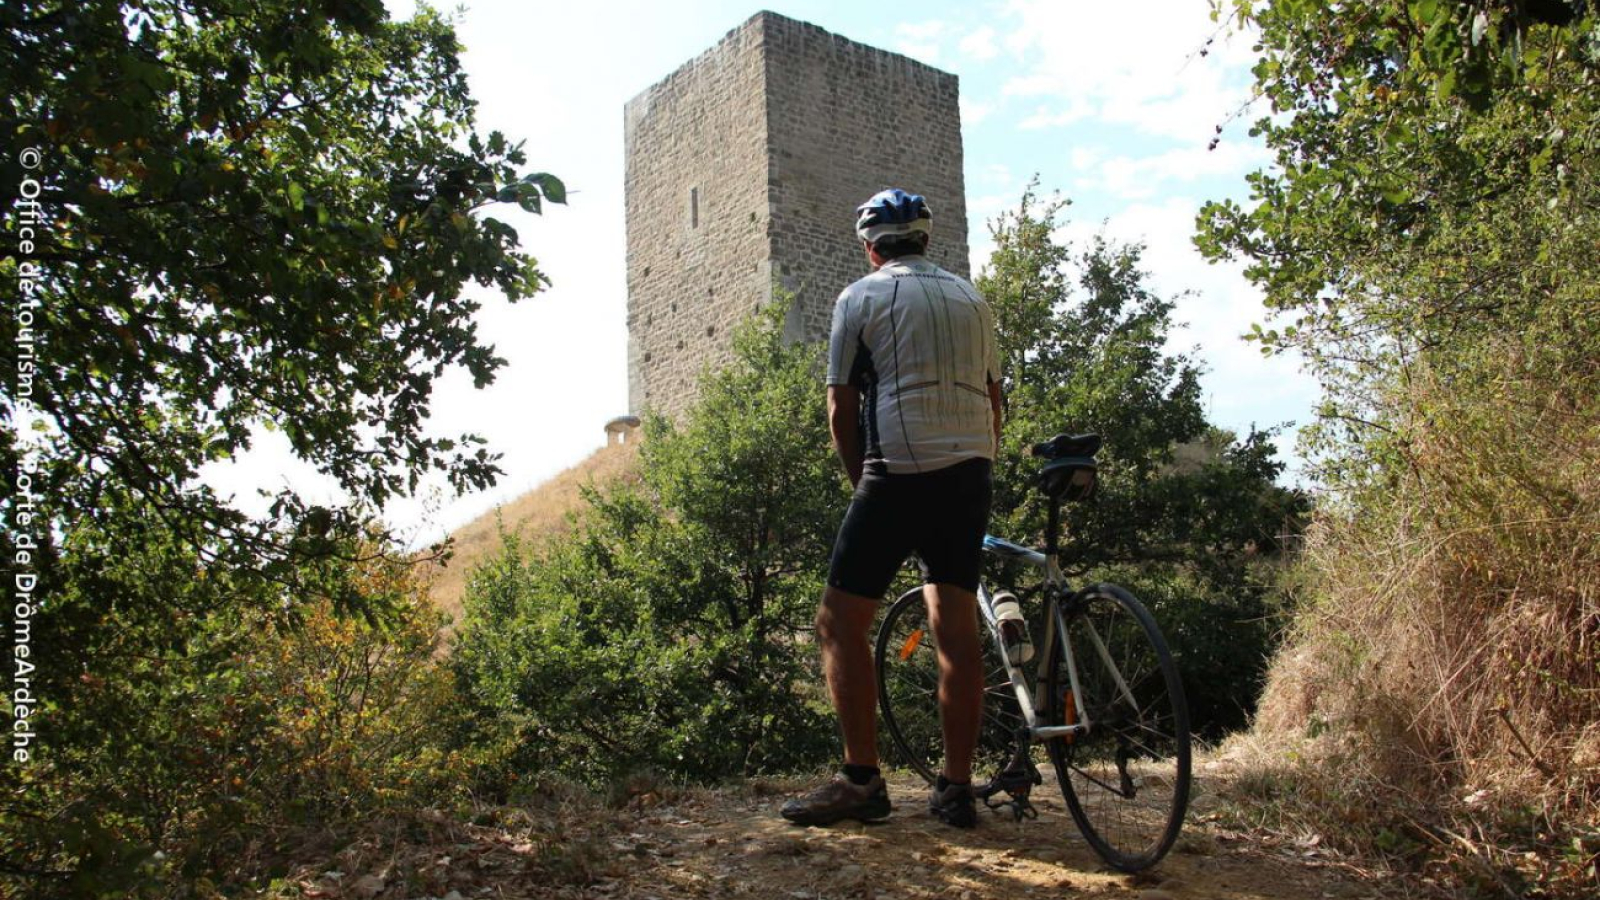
[983,795,1038,822]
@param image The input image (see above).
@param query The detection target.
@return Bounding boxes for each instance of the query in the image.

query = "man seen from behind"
[780,188,1003,829]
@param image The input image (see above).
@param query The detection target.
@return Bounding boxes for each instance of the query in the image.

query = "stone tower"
[624,11,968,418]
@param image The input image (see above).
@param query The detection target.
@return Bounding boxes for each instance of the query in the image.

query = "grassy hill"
[424,441,642,623]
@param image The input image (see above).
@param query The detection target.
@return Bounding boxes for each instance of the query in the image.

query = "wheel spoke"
[1067,762,1131,798]
[1044,585,1190,872]
[877,588,1038,785]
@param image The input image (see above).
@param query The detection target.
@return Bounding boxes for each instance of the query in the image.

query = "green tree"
[1196,4,1598,894]
[1197,0,1599,478]
[981,186,1308,735]
[1,516,466,896]
[1,1,560,892]
[453,300,848,784]
[1,0,564,615]
[459,190,1309,788]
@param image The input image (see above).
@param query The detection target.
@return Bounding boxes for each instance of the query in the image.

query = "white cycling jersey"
[826,255,1000,474]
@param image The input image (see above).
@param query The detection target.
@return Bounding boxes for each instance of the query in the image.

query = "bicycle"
[875,433,1192,872]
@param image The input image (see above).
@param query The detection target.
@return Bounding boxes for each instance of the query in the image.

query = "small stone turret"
[604,415,641,446]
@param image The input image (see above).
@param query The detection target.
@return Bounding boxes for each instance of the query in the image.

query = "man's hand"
[828,385,865,488]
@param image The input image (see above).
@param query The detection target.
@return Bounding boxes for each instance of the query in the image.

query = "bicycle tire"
[1044,583,1190,872]
[876,587,1031,785]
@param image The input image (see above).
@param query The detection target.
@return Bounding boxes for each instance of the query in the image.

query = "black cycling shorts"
[826,456,992,598]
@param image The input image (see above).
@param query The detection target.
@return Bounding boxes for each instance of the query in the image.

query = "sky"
[204,0,1320,547]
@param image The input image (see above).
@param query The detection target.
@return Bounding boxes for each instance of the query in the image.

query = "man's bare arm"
[828,385,864,488]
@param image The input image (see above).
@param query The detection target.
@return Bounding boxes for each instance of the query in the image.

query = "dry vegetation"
[1225,349,1600,897]
[422,441,642,622]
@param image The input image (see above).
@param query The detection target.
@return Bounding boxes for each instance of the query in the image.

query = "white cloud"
[1019,99,1092,130]
[894,41,941,63]
[1001,74,1060,97]
[1002,20,1033,58]
[960,97,994,126]
[997,1,1259,142]
[981,162,1013,186]
[893,21,946,63]
[1069,146,1104,172]
[966,189,1027,277]
[897,21,947,40]
[1091,141,1271,200]
[959,25,998,60]
[969,192,1019,227]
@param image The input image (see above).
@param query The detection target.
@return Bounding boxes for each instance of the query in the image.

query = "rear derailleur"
[975,730,1044,821]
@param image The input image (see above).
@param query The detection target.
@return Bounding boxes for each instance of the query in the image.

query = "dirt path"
[284,768,1393,900]
[593,772,1376,900]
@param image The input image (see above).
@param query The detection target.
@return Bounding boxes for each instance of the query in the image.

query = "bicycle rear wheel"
[876,587,1029,784]
[1045,583,1190,871]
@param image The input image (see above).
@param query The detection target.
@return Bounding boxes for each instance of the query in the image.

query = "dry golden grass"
[421,441,642,623]
[1255,366,1599,801]
[1238,345,1600,897]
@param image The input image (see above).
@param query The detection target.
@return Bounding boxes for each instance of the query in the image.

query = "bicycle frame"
[978,533,1129,747]
[876,436,1189,868]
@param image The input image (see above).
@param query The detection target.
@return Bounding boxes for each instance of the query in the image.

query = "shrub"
[1257,332,1600,802]
[1,524,471,898]
[451,300,843,787]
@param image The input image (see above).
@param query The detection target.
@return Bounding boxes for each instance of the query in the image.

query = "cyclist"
[781,188,1002,829]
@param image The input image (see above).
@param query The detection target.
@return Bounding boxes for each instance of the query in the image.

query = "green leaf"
[1380,185,1411,205]
[527,172,567,204]
[1435,67,1457,100]
[516,183,542,214]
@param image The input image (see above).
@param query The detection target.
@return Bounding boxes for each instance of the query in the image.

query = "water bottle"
[991,591,1034,665]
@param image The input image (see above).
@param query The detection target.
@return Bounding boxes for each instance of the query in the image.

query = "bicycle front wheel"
[876,587,1030,784]
[1045,583,1190,872]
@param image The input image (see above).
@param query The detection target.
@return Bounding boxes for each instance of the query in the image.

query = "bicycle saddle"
[1031,433,1102,460]
[1032,433,1101,501]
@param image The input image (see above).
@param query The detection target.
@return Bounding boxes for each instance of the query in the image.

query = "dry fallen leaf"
[349,873,386,899]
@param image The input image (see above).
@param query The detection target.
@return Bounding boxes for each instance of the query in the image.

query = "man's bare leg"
[816,586,881,767]
[924,582,983,784]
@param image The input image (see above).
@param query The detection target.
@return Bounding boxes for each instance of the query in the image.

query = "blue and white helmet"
[855,188,933,243]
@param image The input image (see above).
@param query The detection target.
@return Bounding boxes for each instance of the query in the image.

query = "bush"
[1235,275,1600,900]
[1199,4,1600,893]
[0,519,472,898]
[451,300,844,787]
[455,199,1313,788]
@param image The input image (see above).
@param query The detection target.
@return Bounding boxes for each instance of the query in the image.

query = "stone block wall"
[625,11,968,419]
[624,15,772,417]
[763,14,968,343]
